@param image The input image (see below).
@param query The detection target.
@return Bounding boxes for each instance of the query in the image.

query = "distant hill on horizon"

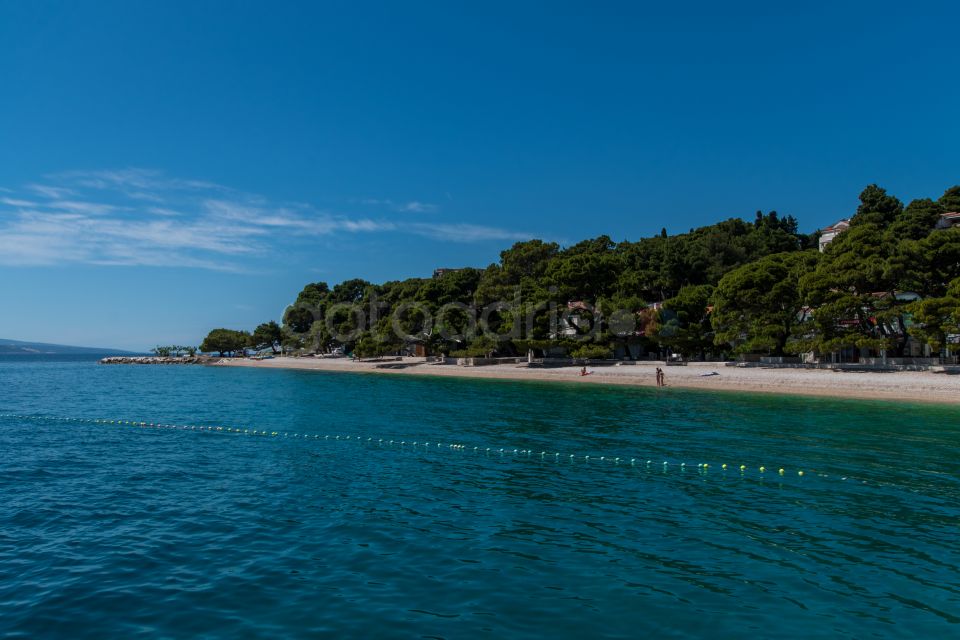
[0,338,140,355]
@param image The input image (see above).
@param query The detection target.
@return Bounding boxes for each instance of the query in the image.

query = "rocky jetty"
[99,356,213,365]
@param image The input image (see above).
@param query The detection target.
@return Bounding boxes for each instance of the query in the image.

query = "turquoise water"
[1,356,958,638]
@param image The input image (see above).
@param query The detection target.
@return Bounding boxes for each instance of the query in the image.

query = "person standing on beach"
[655,367,663,387]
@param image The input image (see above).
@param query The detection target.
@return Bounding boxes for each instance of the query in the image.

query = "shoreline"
[211,357,960,405]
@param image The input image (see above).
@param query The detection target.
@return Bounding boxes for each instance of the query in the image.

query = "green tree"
[801,217,912,355]
[938,185,960,212]
[251,321,284,353]
[712,252,818,355]
[500,239,560,284]
[907,278,960,354]
[200,329,249,357]
[201,183,960,364]
[451,335,498,358]
[850,184,903,228]
[886,198,943,242]
[655,285,715,359]
[546,236,621,302]
[280,328,305,354]
[305,320,332,353]
[284,305,316,334]
[570,344,613,360]
[898,228,960,297]
[330,278,371,304]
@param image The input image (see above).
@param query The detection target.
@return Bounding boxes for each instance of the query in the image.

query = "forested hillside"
[202,184,960,360]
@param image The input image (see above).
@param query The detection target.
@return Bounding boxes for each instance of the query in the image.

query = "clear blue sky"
[1,1,957,350]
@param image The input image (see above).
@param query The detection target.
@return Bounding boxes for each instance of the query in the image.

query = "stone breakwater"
[99,356,214,365]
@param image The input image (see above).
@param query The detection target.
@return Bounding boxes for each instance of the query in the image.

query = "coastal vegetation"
[198,322,283,357]
[202,184,960,361]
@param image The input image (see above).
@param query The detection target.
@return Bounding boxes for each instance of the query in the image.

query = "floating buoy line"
[0,413,870,485]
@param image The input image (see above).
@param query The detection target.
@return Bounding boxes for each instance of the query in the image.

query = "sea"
[1,354,958,638]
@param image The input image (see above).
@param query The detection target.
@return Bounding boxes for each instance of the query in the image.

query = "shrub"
[570,344,613,360]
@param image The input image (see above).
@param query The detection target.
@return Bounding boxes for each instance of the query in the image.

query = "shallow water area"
[1,355,958,638]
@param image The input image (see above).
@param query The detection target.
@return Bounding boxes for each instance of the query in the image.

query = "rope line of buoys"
[0,413,853,483]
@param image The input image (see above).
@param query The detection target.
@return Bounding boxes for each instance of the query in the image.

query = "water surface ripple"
[1,356,958,638]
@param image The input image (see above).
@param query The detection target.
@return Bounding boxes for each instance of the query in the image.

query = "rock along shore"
[99,356,215,365]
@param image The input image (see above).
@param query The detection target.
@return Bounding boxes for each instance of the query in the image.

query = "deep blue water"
[1,355,958,638]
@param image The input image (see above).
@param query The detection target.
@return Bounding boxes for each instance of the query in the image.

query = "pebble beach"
[214,357,960,404]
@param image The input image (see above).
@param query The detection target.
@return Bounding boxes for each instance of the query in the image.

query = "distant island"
[0,338,139,356]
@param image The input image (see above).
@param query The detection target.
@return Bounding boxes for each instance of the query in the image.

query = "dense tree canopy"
[713,252,818,356]
[252,321,284,353]
[205,183,960,361]
[657,285,715,358]
[200,329,250,357]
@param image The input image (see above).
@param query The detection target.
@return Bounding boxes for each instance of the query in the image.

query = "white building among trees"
[818,219,850,252]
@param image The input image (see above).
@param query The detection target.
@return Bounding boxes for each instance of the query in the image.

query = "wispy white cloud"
[0,197,38,207]
[56,168,225,193]
[0,208,262,271]
[359,197,439,214]
[25,184,75,199]
[409,223,532,243]
[46,200,123,215]
[0,229,91,266]
[201,199,396,236]
[399,201,438,213]
[0,169,534,270]
[147,207,182,217]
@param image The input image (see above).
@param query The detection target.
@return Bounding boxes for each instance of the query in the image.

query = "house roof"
[940,211,960,220]
[822,219,850,233]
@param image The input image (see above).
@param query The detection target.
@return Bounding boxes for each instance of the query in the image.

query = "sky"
[0,1,958,350]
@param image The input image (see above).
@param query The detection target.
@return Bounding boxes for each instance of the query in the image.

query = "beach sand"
[213,357,960,405]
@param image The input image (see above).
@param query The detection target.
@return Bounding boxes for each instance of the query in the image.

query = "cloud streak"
[360,197,439,214]
[409,223,532,243]
[0,169,534,271]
